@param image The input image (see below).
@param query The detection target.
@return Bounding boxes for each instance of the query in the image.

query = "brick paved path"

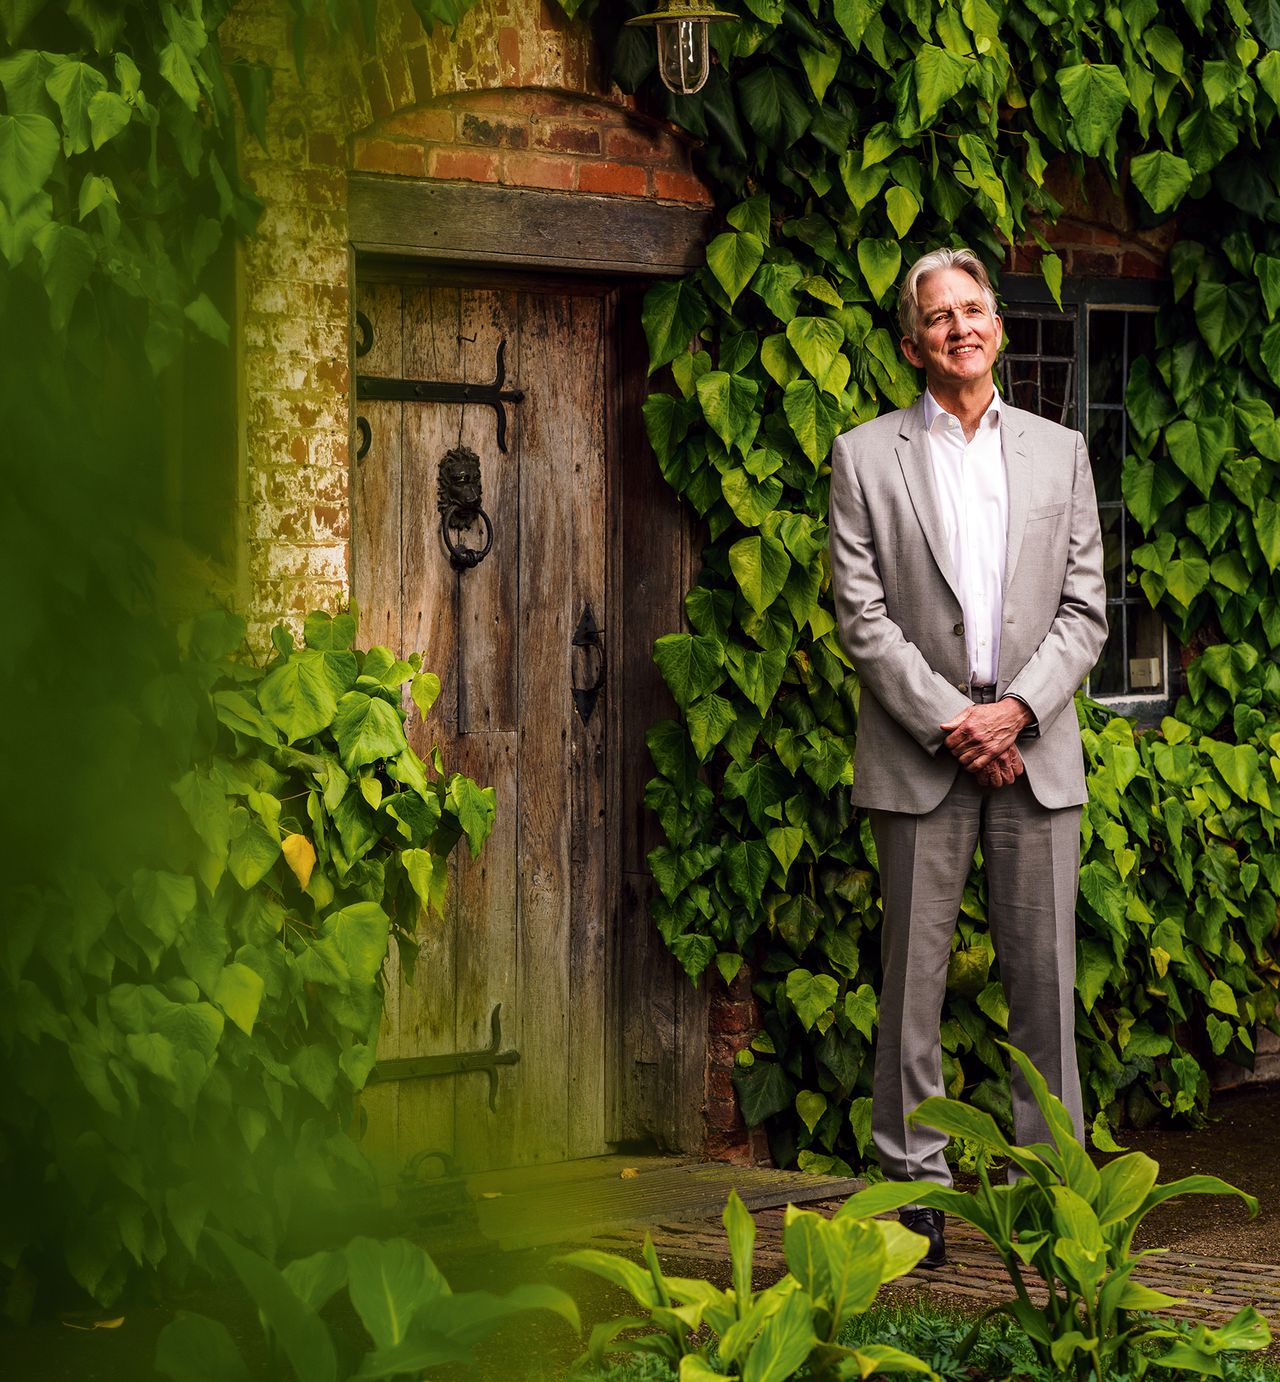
[584,1198,1280,1331]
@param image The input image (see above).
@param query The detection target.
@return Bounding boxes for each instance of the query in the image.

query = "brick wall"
[703,966,771,1163]
[1007,161,1174,279]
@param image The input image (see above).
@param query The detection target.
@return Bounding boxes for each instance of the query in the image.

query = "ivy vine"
[572,0,1280,1170]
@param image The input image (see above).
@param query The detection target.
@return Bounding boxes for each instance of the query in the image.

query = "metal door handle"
[572,604,605,724]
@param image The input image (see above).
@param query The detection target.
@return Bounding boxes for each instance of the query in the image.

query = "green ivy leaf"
[738,66,810,146]
[786,968,839,1032]
[767,825,804,874]
[1165,416,1230,498]
[761,333,801,387]
[783,378,847,466]
[0,112,59,211]
[642,278,709,374]
[696,370,760,454]
[332,691,408,771]
[733,1058,793,1125]
[45,59,106,156]
[654,633,725,709]
[259,650,341,744]
[1164,555,1211,607]
[728,534,791,615]
[786,314,844,384]
[1193,280,1253,358]
[1057,63,1129,157]
[706,231,764,307]
[1178,106,1238,174]
[855,238,902,305]
[913,43,970,125]
[1255,254,1280,319]
[884,183,921,238]
[845,983,877,1040]
[446,775,496,858]
[687,693,737,761]
[726,643,789,716]
[724,838,772,907]
[722,467,783,526]
[752,262,804,323]
[213,963,264,1037]
[158,41,200,112]
[1129,150,1194,215]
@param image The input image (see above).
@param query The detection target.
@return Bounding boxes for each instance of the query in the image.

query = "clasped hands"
[939,698,1033,789]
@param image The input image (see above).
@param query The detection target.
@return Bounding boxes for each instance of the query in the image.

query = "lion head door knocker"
[437,445,494,571]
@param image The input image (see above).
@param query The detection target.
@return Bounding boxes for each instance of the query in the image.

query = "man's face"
[900,266,1001,394]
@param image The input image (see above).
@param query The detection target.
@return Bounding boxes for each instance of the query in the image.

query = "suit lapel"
[895,397,962,606]
[1002,406,1032,596]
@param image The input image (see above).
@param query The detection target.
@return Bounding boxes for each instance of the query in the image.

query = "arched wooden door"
[351,266,615,1173]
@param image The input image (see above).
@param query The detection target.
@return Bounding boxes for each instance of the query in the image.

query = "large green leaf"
[738,66,811,146]
[45,59,106,156]
[707,230,764,307]
[785,968,838,1031]
[724,838,772,907]
[1130,150,1194,215]
[259,650,342,743]
[786,314,844,385]
[447,775,496,858]
[1178,106,1238,173]
[0,112,59,210]
[913,43,969,125]
[728,534,791,614]
[642,278,709,373]
[345,1236,450,1350]
[783,378,846,466]
[1193,279,1253,358]
[697,369,760,454]
[212,1233,338,1382]
[856,238,901,305]
[653,632,725,709]
[1165,416,1229,498]
[332,691,408,771]
[1057,63,1129,157]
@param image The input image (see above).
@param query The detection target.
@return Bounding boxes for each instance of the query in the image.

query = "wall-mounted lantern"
[625,0,736,96]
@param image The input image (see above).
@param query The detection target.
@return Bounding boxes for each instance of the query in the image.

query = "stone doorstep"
[579,1199,1280,1332]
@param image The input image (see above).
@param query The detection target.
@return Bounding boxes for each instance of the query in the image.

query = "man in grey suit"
[828,247,1107,1266]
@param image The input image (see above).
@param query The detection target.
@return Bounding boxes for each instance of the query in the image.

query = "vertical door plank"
[351,283,403,654]
[567,293,609,1160]
[352,281,404,1179]
[395,283,464,1169]
[514,290,575,1164]
[452,287,521,1173]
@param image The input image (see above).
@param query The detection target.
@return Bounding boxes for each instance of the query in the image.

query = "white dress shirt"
[922,388,1007,687]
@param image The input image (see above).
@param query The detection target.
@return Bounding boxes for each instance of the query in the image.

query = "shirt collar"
[922,387,1002,433]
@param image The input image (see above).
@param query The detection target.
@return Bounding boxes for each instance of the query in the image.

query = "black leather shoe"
[899,1206,946,1268]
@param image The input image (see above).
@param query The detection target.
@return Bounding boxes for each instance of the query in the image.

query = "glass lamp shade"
[656,17,710,95]
[625,3,735,98]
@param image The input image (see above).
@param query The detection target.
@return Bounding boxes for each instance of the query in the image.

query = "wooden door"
[352,269,614,1173]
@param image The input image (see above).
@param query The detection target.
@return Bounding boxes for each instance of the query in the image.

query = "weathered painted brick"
[653,169,713,205]
[382,106,455,142]
[577,160,648,196]
[502,150,575,189]
[602,124,666,161]
[532,119,600,154]
[429,147,501,181]
[459,111,529,147]
[352,136,428,177]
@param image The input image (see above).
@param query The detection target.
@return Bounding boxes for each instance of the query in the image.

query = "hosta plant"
[559,1187,936,1380]
[911,1044,1269,1380]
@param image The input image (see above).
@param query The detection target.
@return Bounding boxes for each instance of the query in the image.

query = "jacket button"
[957,682,969,693]
[953,622,965,636]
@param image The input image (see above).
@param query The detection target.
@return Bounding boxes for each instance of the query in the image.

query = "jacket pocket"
[1028,502,1066,521]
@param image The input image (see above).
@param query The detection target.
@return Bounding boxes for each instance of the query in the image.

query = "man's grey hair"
[898,247,1000,342]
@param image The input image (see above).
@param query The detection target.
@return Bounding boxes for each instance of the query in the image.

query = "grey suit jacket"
[828,396,1108,813]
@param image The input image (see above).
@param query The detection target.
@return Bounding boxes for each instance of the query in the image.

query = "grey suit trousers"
[870,770,1084,1186]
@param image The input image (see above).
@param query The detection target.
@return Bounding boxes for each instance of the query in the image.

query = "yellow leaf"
[620,1167,640,1179]
[281,833,316,890]
[1151,945,1171,978]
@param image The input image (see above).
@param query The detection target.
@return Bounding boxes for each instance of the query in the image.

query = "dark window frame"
[999,274,1178,723]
